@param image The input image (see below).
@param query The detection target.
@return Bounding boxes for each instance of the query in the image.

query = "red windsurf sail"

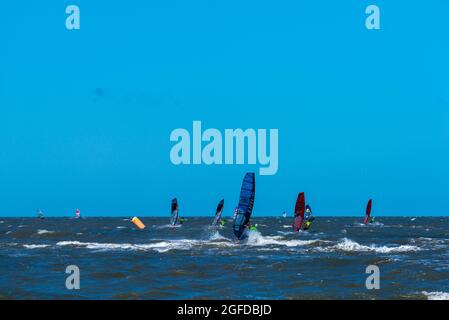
[293,192,305,232]
[364,199,372,224]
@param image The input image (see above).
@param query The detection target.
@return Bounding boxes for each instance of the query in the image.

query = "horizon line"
[0,215,448,218]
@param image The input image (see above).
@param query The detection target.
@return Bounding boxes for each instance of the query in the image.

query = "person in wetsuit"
[303,205,315,230]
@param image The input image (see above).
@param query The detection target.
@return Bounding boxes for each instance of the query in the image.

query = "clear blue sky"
[1,1,448,217]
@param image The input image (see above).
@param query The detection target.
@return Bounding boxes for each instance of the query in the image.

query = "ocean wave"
[318,238,420,253]
[244,231,322,247]
[156,224,183,229]
[37,229,54,235]
[56,238,236,253]
[354,222,384,227]
[23,244,50,249]
[277,231,294,235]
[422,291,449,300]
[208,231,231,241]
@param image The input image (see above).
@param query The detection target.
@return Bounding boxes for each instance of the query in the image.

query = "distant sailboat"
[170,198,179,226]
[212,199,225,227]
[37,209,44,220]
[293,192,305,232]
[364,199,373,225]
[75,208,81,219]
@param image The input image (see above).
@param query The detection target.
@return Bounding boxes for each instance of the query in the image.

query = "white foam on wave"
[412,237,449,246]
[24,244,50,249]
[56,234,237,253]
[282,225,292,229]
[37,229,54,235]
[354,222,384,227]
[208,231,230,241]
[320,238,420,253]
[56,240,186,253]
[156,224,183,229]
[244,231,321,247]
[116,226,126,229]
[277,231,294,236]
[422,291,449,300]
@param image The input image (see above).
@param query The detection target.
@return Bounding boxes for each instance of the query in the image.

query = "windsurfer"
[303,205,314,230]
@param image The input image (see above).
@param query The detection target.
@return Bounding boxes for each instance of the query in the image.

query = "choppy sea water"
[0,217,448,300]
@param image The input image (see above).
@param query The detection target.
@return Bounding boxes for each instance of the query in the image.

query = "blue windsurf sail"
[212,199,224,226]
[170,198,179,225]
[233,173,256,239]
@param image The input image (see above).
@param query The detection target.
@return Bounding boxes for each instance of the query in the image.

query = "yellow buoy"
[131,217,146,229]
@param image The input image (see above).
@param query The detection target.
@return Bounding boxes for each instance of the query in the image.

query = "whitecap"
[277,231,295,236]
[422,291,449,300]
[208,231,231,241]
[24,244,50,249]
[37,229,54,235]
[156,224,182,229]
[56,238,235,253]
[319,238,420,253]
[244,231,322,247]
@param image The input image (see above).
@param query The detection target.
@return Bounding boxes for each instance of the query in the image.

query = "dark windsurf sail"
[233,173,255,239]
[364,199,372,225]
[212,199,224,226]
[293,192,305,232]
[170,198,179,225]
